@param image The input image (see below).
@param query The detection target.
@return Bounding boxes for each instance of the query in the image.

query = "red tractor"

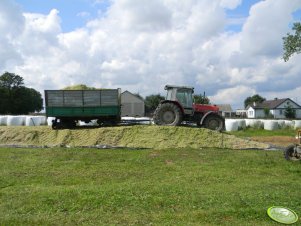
[153,85,225,131]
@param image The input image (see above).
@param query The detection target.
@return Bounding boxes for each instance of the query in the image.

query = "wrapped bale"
[37,116,47,125]
[79,120,98,126]
[236,119,246,130]
[47,117,55,126]
[283,120,294,128]
[294,120,301,129]
[277,120,285,129]
[246,119,263,128]
[264,120,279,130]
[25,116,41,126]
[225,119,239,131]
[7,116,25,126]
[0,116,7,126]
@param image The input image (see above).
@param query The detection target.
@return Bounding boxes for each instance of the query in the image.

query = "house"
[235,109,248,118]
[216,104,235,118]
[121,91,145,117]
[246,98,301,119]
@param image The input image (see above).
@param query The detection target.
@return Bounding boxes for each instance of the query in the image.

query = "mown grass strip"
[0,147,300,225]
[229,127,296,137]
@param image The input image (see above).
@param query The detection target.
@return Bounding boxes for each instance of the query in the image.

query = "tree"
[63,84,96,90]
[144,94,165,113]
[283,22,301,62]
[194,92,210,104]
[244,94,266,108]
[284,105,296,119]
[0,72,24,89]
[0,72,43,114]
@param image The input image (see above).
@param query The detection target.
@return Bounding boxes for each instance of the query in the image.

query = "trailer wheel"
[153,103,182,126]
[284,145,301,161]
[203,114,224,131]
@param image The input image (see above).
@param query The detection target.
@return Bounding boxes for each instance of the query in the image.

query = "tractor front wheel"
[153,103,182,126]
[203,114,224,131]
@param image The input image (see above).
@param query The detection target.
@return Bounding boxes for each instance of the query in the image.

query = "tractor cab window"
[166,89,173,100]
[176,89,193,108]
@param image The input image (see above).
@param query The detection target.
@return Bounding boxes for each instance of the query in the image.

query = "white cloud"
[220,0,242,10]
[209,86,256,106]
[240,0,301,57]
[1,0,301,110]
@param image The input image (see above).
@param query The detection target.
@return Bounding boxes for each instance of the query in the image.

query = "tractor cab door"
[176,88,194,115]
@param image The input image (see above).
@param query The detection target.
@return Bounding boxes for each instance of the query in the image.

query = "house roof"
[216,104,233,112]
[122,90,144,101]
[247,98,301,109]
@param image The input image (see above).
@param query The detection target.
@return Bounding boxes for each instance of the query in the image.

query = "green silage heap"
[0,125,269,149]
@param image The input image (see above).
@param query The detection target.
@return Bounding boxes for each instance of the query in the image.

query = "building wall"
[272,100,301,119]
[255,109,265,118]
[296,109,301,118]
[121,91,145,117]
[247,107,255,118]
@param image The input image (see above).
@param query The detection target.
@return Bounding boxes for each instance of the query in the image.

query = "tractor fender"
[200,111,221,125]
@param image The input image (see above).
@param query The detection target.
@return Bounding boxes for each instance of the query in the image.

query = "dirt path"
[249,136,296,148]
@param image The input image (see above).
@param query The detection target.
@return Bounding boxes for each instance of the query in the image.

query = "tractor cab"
[165,85,194,114]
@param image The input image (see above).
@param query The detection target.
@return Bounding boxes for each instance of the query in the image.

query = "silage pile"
[0,125,269,149]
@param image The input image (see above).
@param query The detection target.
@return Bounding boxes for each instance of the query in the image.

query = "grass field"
[1,147,300,225]
[229,127,296,138]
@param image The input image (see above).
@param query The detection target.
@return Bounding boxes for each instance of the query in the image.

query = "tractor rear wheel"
[203,114,224,131]
[153,103,182,126]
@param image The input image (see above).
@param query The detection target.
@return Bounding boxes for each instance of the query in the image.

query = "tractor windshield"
[176,89,193,108]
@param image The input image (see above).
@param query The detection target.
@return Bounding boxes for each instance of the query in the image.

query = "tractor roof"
[164,85,194,91]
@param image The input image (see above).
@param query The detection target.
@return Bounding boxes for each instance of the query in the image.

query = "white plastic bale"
[236,119,246,130]
[225,119,239,131]
[277,120,285,129]
[37,116,47,125]
[246,119,263,128]
[79,120,98,126]
[7,116,25,126]
[294,120,301,129]
[284,120,294,128]
[264,120,279,130]
[0,116,8,126]
[47,117,55,126]
[25,116,41,126]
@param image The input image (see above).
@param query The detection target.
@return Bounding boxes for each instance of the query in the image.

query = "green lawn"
[229,127,296,137]
[0,147,300,225]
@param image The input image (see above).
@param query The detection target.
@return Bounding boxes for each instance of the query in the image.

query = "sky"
[1,0,301,109]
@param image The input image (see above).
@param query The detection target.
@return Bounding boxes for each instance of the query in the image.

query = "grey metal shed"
[121,91,145,117]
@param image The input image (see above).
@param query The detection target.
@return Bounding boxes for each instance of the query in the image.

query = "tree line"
[0,72,43,114]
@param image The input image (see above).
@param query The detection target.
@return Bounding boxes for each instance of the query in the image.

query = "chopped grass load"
[0,125,269,149]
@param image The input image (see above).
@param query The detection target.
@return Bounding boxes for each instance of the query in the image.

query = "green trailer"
[45,89,121,129]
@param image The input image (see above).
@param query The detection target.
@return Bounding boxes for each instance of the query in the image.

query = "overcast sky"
[1,0,301,109]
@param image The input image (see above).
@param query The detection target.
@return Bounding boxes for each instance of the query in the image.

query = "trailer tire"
[153,103,182,126]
